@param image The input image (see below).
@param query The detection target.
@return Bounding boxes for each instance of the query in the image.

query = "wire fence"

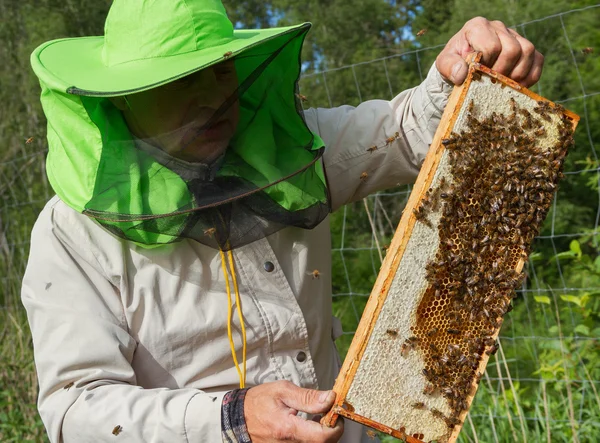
[1,4,599,443]
[298,5,600,443]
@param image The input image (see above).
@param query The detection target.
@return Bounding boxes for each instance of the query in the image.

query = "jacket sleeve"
[21,202,224,443]
[303,63,453,212]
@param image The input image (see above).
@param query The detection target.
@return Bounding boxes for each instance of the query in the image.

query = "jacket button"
[296,351,307,362]
[263,261,275,272]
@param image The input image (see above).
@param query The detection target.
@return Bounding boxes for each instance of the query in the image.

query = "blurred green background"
[1,0,599,441]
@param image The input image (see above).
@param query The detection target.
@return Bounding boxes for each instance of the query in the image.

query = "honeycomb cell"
[409,98,574,424]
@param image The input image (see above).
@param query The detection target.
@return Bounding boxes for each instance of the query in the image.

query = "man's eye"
[216,68,235,77]
[166,77,194,89]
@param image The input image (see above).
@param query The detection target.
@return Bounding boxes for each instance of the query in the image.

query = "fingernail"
[451,62,464,84]
[320,391,333,403]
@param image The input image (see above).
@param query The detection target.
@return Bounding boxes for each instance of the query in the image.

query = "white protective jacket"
[22,64,452,442]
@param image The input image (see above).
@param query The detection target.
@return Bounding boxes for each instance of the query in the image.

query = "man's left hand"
[435,17,544,88]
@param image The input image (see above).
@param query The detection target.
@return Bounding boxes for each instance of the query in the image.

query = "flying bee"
[25,136,35,144]
[386,328,399,338]
[223,51,233,59]
[416,28,428,37]
[112,425,123,436]
[366,430,377,440]
[581,47,593,55]
[367,145,377,153]
[360,172,369,182]
[307,269,321,279]
[412,401,426,409]
[295,93,308,103]
[64,382,74,390]
[203,227,216,238]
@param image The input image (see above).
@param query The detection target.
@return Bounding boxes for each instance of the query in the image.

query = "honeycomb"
[326,67,578,443]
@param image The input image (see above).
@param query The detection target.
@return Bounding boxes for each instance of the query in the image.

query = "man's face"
[116,61,239,163]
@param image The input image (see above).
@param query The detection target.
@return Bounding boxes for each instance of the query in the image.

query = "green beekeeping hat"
[31,0,331,250]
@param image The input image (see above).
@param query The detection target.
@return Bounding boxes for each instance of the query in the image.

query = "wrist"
[221,388,251,443]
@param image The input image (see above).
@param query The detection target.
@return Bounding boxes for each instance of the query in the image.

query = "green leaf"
[534,295,551,304]
[553,250,578,260]
[575,324,590,336]
[570,240,582,258]
[528,252,543,262]
[560,294,583,307]
[580,293,591,308]
[594,255,600,274]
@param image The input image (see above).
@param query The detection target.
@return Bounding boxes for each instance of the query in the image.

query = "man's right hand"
[244,380,344,442]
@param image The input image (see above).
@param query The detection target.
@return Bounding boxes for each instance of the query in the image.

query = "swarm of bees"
[404,83,574,430]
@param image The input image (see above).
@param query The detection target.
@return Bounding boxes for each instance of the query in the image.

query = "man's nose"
[193,69,234,109]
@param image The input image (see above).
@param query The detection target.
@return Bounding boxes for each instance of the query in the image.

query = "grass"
[0,307,47,443]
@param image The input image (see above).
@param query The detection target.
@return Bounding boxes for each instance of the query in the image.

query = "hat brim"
[31,23,310,97]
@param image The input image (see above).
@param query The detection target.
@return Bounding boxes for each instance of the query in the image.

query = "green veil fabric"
[31,1,331,250]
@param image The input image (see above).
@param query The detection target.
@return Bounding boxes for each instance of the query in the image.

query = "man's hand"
[436,17,544,87]
[245,381,344,442]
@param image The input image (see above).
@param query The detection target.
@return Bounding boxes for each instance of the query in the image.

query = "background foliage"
[1,0,599,442]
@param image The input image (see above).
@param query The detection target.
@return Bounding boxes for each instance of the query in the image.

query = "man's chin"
[177,138,231,163]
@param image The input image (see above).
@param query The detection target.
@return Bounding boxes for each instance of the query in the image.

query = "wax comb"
[322,53,579,443]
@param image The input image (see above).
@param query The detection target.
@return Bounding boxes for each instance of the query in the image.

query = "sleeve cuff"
[221,388,251,443]
[424,63,454,115]
[184,390,227,443]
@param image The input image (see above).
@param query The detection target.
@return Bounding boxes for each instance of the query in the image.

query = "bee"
[64,382,74,390]
[423,384,436,395]
[486,342,499,355]
[447,328,460,335]
[471,70,482,82]
[413,207,432,228]
[367,145,377,153]
[295,93,308,103]
[360,172,369,182]
[112,425,123,436]
[307,269,321,279]
[203,227,216,238]
[416,28,428,37]
[426,327,438,337]
[400,341,411,356]
[429,342,440,353]
[386,328,398,338]
[582,47,593,55]
[385,132,400,146]
[25,136,34,144]
[366,429,377,440]
[412,401,426,409]
[223,51,233,59]
[431,408,445,419]
[468,100,475,114]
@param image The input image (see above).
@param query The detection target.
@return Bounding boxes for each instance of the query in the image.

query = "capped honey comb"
[322,54,579,443]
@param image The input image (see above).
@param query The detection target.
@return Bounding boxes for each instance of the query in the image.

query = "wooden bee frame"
[322,54,579,443]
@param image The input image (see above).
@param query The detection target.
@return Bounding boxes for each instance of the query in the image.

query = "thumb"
[436,51,469,85]
[280,384,337,415]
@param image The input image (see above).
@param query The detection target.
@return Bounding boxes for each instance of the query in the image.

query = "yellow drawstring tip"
[220,249,247,389]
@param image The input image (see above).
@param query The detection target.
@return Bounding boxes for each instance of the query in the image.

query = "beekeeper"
[22,0,542,442]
